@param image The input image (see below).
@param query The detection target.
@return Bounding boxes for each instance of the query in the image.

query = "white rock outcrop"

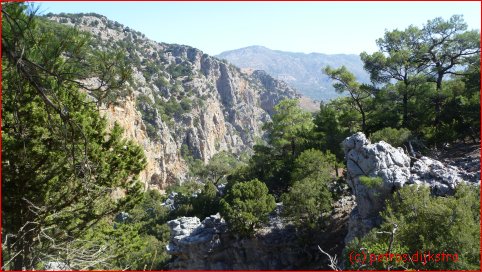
[343,132,479,243]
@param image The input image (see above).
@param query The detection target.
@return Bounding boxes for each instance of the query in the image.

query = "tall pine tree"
[2,3,145,269]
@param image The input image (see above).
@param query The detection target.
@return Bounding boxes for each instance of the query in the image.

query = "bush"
[220,179,276,236]
[192,182,220,219]
[370,127,412,147]
[345,184,480,270]
[180,97,192,112]
[281,149,334,229]
[359,175,383,189]
[153,77,171,90]
[281,177,332,230]
[167,63,192,78]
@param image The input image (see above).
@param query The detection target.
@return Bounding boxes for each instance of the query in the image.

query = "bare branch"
[318,245,341,271]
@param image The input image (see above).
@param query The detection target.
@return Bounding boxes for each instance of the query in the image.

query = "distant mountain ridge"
[217,45,370,101]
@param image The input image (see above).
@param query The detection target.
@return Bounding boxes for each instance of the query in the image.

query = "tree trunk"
[355,99,367,133]
[434,72,444,126]
[402,91,408,127]
[361,109,366,133]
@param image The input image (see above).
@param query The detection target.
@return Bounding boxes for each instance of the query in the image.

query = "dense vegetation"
[323,15,480,147]
[2,3,149,270]
[2,3,479,270]
[345,185,480,270]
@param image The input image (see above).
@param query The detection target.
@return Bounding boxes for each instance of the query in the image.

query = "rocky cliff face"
[217,45,370,101]
[46,13,297,190]
[251,70,301,116]
[342,132,480,243]
[166,215,311,270]
[165,201,353,271]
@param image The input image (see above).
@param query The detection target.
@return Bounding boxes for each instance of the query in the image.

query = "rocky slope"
[46,13,298,191]
[342,133,480,243]
[165,133,479,269]
[166,196,354,270]
[218,45,370,101]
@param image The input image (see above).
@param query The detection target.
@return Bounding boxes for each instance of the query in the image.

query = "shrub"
[345,184,480,270]
[281,149,334,229]
[370,127,412,147]
[192,182,220,219]
[359,175,383,188]
[281,177,332,230]
[220,179,276,236]
[153,77,171,90]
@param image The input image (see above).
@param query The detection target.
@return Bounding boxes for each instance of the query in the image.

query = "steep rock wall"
[48,14,298,190]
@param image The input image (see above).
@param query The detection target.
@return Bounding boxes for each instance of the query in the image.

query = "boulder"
[409,156,478,195]
[166,213,326,270]
[343,132,479,243]
[343,132,410,220]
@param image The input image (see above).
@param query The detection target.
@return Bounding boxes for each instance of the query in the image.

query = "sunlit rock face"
[49,14,298,191]
[343,132,479,243]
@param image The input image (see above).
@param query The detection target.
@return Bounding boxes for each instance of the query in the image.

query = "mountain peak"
[217,47,369,101]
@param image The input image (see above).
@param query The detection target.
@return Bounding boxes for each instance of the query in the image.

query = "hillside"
[217,45,370,101]
[45,13,298,191]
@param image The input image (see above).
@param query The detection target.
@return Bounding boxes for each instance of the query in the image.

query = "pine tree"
[2,3,145,269]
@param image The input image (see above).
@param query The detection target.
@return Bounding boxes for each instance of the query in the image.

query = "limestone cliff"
[46,13,298,190]
[342,132,480,243]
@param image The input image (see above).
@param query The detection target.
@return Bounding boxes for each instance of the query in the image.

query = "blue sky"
[36,1,480,56]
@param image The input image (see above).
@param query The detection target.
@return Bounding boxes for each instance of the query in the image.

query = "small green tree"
[192,181,220,219]
[220,179,276,237]
[205,151,243,184]
[265,99,314,157]
[312,102,350,164]
[323,66,373,133]
[2,4,144,269]
[281,149,334,229]
[360,25,424,127]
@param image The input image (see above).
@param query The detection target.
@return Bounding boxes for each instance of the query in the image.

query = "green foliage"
[33,17,131,105]
[360,25,424,128]
[74,191,171,270]
[358,14,480,145]
[346,184,480,270]
[167,180,203,196]
[220,179,276,237]
[265,99,314,157]
[204,151,244,184]
[281,149,334,229]
[290,149,335,182]
[136,94,161,141]
[323,66,372,132]
[245,99,314,195]
[167,62,193,78]
[191,182,221,219]
[2,3,145,269]
[153,76,171,91]
[312,101,351,161]
[136,90,194,141]
[243,144,295,196]
[167,180,221,220]
[129,190,170,241]
[370,127,412,147]
[180,97,193,112]
[358,176,383,189]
